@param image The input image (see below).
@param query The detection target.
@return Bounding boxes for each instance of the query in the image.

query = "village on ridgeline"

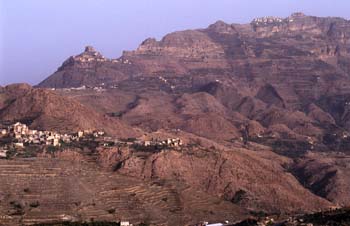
[0,122,183,159]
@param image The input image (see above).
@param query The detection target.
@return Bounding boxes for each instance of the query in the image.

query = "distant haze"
[1,0,349,85]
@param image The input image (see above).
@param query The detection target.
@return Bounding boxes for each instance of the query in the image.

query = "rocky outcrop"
[38,45,138,88]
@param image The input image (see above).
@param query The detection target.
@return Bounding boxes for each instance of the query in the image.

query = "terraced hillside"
[0,157,247,226]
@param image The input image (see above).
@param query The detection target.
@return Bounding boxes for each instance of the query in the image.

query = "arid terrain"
[1,13,350,226]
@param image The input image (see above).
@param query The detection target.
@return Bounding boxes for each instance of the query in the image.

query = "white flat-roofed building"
[0,149,8,158]
[1,129,7,135]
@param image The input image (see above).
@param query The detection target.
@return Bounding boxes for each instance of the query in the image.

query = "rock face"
[40,13,350,94]
[38,46,137,88]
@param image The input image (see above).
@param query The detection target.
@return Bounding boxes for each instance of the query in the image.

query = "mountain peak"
[78,45,104,59]
[208,20,235,33]
[84,45,97,53]
[211,20,228,26]
[82,45,103,57]
[140,38,158,46]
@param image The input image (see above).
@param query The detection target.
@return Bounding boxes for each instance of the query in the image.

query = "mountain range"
[1,13,350,225]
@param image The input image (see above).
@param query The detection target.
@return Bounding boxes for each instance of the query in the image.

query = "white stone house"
[1,129,7,135]
[0,149,8,158]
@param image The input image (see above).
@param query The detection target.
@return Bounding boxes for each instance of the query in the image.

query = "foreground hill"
[101,144,332,213]
[0,156,249,225]
[0,84,139,137]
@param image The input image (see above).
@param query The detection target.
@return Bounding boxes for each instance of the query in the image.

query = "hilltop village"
[0,122,183,159]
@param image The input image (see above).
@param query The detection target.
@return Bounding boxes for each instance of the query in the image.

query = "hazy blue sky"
[1,0,349,85]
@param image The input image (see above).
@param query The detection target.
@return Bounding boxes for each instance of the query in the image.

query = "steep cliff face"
[38,13,350,107]
[38,46,140,88]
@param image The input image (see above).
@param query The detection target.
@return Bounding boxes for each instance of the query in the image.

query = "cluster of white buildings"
[195,217,275,226]
[75,55,107,63]
[74,55,131,65]
[11,123,62,146]
[0,122,105,150]
[6,122,79,147]
[142,137,183,148]
[53,85,107,92]
[252,16,284,25]
[73,47,131,65]
[194,220,230,226]
[74,47,107,63]
[0,122,184,158]
[102,137,183,150]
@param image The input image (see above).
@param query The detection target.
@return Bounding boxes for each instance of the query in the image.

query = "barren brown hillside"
[1,12,350,226]
[0,84,140,138]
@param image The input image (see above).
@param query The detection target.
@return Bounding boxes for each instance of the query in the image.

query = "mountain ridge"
[38,13,350,88]
[2,12,350,224]
[35,13,350,153]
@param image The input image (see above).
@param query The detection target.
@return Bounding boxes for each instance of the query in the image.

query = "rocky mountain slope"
[2,13,350,225]
[38,13,350,151]
[0,84,139,137]
[292,152,350,206]
[0,156,249,226]
[99,145,332,214]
